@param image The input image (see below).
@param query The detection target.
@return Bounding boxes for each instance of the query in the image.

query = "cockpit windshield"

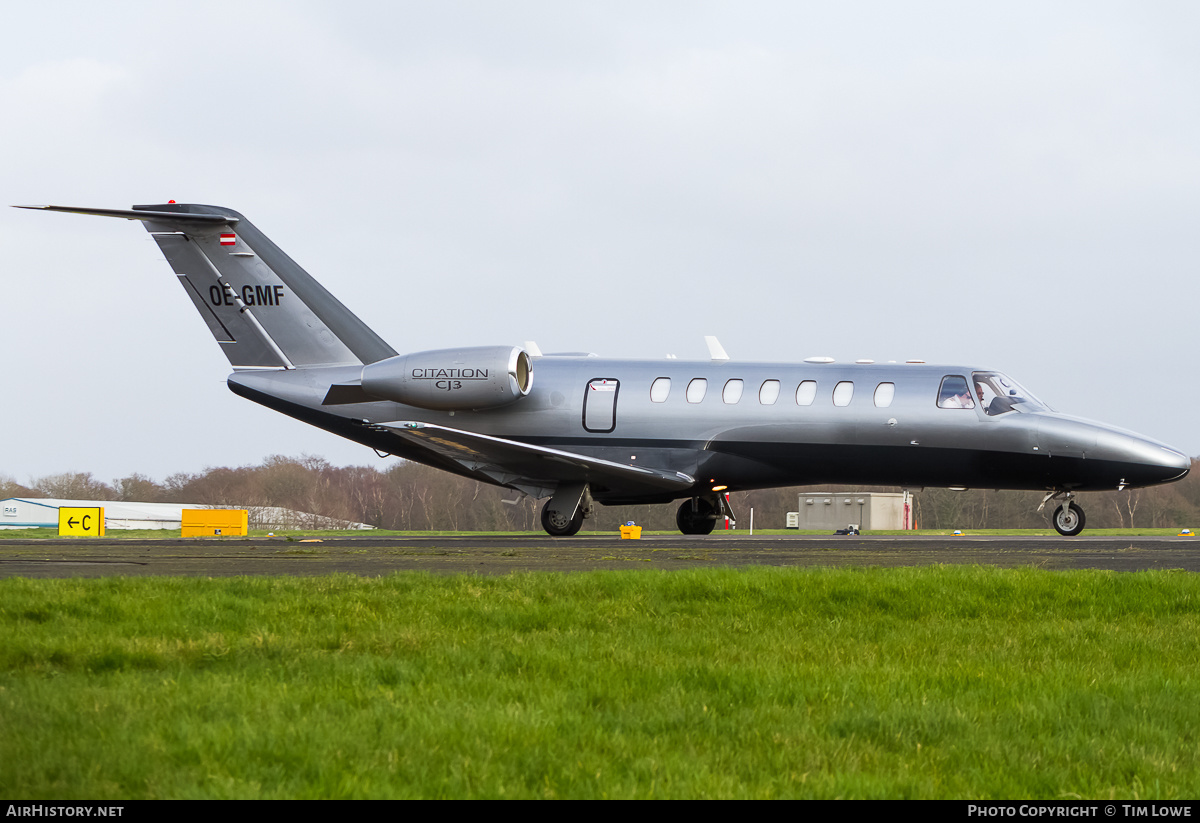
[971,371,1050,416]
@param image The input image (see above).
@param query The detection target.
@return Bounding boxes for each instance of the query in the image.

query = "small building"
[790,491,913,531]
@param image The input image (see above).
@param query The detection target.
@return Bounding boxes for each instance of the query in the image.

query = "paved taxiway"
[2,534,1199,577]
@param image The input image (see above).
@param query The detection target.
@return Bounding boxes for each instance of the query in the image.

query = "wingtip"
[704,335,731,361]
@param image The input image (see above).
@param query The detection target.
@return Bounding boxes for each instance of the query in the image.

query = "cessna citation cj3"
[21,203,1191,536]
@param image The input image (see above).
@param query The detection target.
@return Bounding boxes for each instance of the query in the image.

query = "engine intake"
[361,346,533,411]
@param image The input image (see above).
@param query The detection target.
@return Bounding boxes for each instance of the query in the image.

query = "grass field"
[3,566,1199,799]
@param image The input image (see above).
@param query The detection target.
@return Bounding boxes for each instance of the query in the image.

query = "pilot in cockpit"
[976,380,1015,416]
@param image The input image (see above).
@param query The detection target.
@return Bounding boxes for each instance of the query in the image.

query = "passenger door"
[583,378,619,432]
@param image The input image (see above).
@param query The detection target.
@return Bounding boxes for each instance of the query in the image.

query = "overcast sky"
[3,1,1199,485]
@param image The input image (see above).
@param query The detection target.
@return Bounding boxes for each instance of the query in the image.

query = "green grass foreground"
[2,567,1199,799]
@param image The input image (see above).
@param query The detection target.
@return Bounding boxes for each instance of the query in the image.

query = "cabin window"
[723,379,744,404]
[650,377,671,403]
[796,380,817,406]
[937,375,975,409]
[686,378,708,404]
[833,381,854,407]
[874,382,895,408]
[759,380,780,405]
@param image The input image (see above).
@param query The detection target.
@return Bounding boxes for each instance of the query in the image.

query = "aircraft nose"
[1147,444,1191,484]
[1041,415,1191,489]
[1102,430,1190,487]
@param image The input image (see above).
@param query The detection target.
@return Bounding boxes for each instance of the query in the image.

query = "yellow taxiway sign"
[59,507,105,537]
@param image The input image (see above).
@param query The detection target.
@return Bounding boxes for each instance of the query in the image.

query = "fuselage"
[229,356,1190,505]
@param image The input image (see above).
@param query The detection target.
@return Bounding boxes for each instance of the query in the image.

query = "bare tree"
[31,472,115,500]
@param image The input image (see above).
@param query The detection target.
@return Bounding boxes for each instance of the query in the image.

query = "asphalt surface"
[2,533,1200,577]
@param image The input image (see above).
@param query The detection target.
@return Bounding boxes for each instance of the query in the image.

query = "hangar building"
[0,498,373,530]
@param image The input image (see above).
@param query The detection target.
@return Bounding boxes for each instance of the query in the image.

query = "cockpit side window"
[971,371,1048,416]
[937,375,975,409]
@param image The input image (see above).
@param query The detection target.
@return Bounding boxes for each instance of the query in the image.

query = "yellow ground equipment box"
[619,524,642,539]
[182,509,249,537]
[59,507,105,537]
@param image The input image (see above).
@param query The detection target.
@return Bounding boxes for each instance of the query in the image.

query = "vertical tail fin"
[18,203,397,369]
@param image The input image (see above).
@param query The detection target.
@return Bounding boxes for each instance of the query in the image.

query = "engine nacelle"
[360,345,533,411]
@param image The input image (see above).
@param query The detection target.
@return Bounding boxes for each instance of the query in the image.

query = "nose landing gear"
[1052,502,1085,536]
[1039,491,1086,536]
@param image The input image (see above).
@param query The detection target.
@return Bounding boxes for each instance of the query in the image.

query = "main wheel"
[541,501,584,536]
[1052,502,1085,536]
[676,498,718,535]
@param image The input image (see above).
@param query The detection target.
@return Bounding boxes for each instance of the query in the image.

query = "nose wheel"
[1039,491,1087,536]
[1052,502,1086,536]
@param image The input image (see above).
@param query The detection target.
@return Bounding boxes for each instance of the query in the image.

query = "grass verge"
[2,566,1199,798]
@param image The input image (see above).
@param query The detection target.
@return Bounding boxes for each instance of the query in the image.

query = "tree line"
[4,454,1200,531]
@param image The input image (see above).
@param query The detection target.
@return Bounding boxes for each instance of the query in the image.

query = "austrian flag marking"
[220,233,236,246]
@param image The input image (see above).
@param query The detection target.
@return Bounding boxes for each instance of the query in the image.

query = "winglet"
[705,335,730,361]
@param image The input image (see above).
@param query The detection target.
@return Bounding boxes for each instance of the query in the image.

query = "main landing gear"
[677,495,732,535]
[1040,491,1086,536]
[540,483,593,537]
[541,502,584,536]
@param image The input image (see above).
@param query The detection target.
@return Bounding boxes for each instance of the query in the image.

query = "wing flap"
[376,421,695,499]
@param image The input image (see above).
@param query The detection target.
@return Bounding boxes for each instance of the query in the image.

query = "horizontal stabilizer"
[376,421,695,499]
[14,205,235,226]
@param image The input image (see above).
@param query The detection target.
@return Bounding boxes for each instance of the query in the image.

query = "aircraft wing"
[374,421,695,500]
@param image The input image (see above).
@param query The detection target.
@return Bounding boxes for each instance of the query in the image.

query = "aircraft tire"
[676,499,717,535]
[541,501,584,536]
[1052,502,1085,536]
